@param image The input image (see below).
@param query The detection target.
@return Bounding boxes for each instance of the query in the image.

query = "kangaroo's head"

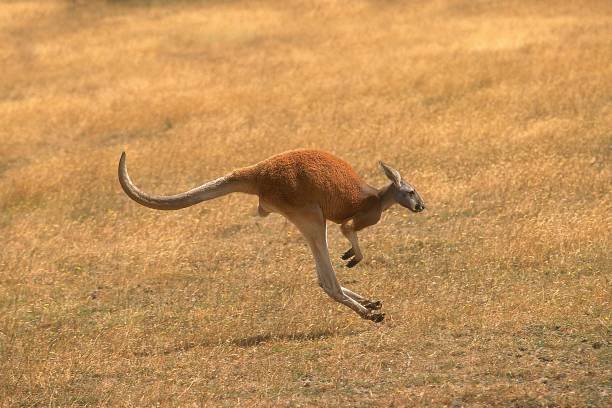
[379,161,426,213]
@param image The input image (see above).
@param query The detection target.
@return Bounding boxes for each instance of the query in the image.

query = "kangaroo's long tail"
[118,152,251,210]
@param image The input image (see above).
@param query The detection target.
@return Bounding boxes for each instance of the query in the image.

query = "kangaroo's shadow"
[136,328,365,357]
[232,329,345,347]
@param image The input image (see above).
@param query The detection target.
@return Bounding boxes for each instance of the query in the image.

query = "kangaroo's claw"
[341,248,354,260]
[346,257,361,268]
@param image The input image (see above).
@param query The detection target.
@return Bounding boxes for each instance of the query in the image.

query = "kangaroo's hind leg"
[286,206,384,322]
[341,287,382,311]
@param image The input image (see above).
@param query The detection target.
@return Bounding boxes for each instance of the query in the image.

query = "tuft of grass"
[0,0,610,406]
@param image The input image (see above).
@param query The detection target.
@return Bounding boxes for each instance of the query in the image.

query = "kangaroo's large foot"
[361,300,382,310]
[365,311,385,323]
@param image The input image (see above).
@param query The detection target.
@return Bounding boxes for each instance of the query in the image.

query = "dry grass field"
[1,0,610,406]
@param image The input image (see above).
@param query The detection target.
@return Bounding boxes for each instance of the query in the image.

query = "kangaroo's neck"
[378,183,396,211]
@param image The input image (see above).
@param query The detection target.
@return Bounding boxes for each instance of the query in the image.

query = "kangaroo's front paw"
[341,248,354,260]
[346,257,362,268]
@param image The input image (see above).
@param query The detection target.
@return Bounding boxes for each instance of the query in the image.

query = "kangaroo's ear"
[379,161,402,186]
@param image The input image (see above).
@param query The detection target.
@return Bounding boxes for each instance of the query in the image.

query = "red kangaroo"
[118,149,425,322]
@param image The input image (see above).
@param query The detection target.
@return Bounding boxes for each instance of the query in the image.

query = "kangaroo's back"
[237,149,373,222]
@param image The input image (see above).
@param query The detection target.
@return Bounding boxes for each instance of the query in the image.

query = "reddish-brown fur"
[233,149,380,224]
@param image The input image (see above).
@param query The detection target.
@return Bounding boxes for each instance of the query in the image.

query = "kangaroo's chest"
[322,189,380,224]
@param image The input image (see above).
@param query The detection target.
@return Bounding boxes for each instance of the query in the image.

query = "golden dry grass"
[0,0,610,406]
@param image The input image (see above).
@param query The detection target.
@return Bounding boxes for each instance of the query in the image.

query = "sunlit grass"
[0,0,610,405]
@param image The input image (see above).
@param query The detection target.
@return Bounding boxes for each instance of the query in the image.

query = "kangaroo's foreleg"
[340,206,380,268]
[340,221,363,268]
[287,207,384,322]
[339,210,383,310]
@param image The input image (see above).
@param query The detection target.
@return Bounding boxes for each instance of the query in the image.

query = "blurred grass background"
[0,0,610,405]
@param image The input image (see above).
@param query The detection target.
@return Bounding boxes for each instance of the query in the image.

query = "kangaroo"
[118,149,425,322]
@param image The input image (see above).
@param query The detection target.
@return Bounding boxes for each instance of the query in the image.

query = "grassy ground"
[0,0,610,406]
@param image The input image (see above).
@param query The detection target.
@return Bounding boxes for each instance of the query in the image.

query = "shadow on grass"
[232,329,339,347]
[135,328,363,357]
